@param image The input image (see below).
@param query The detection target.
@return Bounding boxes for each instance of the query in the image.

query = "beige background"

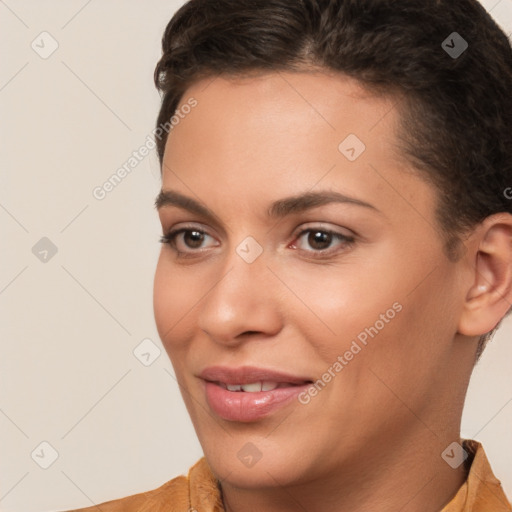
[1,1,511,511]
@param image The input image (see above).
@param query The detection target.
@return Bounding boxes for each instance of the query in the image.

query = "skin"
[153,70,512,512]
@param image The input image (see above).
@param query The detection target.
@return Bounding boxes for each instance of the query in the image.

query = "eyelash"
[159,226,356,259]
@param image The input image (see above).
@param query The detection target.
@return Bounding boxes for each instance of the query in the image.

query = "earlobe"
[457,213,512,337]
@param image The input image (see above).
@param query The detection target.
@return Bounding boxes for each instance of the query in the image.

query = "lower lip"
[204,381,311,422]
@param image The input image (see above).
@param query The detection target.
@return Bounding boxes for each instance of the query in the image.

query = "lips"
[199,365,313,386]
[199,365,314,422]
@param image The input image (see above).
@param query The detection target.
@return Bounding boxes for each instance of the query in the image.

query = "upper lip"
[199,365,313,385]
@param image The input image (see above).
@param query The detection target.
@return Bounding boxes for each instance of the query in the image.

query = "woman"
[68,0,512,510]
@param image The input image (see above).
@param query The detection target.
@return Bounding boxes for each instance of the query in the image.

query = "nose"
[198,247,283,346]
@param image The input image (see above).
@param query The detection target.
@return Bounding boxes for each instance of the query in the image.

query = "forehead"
[165,71,402,172]
[160,71,436,230]
[176,70,398,141]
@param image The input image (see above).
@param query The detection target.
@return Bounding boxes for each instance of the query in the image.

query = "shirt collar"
[441,439,511,511]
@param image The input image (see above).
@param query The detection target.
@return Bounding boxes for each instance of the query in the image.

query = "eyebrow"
[154,189,381,220]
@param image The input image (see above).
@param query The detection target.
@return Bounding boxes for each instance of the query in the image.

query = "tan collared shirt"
[65,439,511,512]
[440,440,511,512]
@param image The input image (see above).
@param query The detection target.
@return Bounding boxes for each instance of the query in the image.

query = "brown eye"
[159,227,218,254]
[307,231,333,250]
[291,228,355,257]
[182,230,206,249]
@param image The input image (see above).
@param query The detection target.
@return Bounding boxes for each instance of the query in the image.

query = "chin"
[202,441,311,489]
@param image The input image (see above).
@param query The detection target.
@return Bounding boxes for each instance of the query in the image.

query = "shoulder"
[60,459,206,512]
[463,440,512,511]
[442,440,512,512]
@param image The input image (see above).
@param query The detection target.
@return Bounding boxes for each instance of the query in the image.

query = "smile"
[215,381,306,392]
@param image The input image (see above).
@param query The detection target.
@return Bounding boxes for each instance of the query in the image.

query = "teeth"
[221,381,281,392]
[241,382,262,392]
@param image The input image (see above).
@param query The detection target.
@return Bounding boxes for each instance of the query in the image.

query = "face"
[153,71,468,487]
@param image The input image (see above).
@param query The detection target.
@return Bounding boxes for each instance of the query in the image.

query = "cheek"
[274,259,402,359]
[279,247,452,382]
[345,263,460,410]
[153,256,197,355]
[153,258,171,339]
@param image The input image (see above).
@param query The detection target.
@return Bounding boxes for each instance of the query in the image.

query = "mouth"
[198,366,315,422]
[210,380,311,392]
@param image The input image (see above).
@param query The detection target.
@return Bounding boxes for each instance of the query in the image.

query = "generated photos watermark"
[92,97,198,200]
[298,301,403,405]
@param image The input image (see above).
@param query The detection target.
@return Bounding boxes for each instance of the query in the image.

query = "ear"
[458,213,512,337]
